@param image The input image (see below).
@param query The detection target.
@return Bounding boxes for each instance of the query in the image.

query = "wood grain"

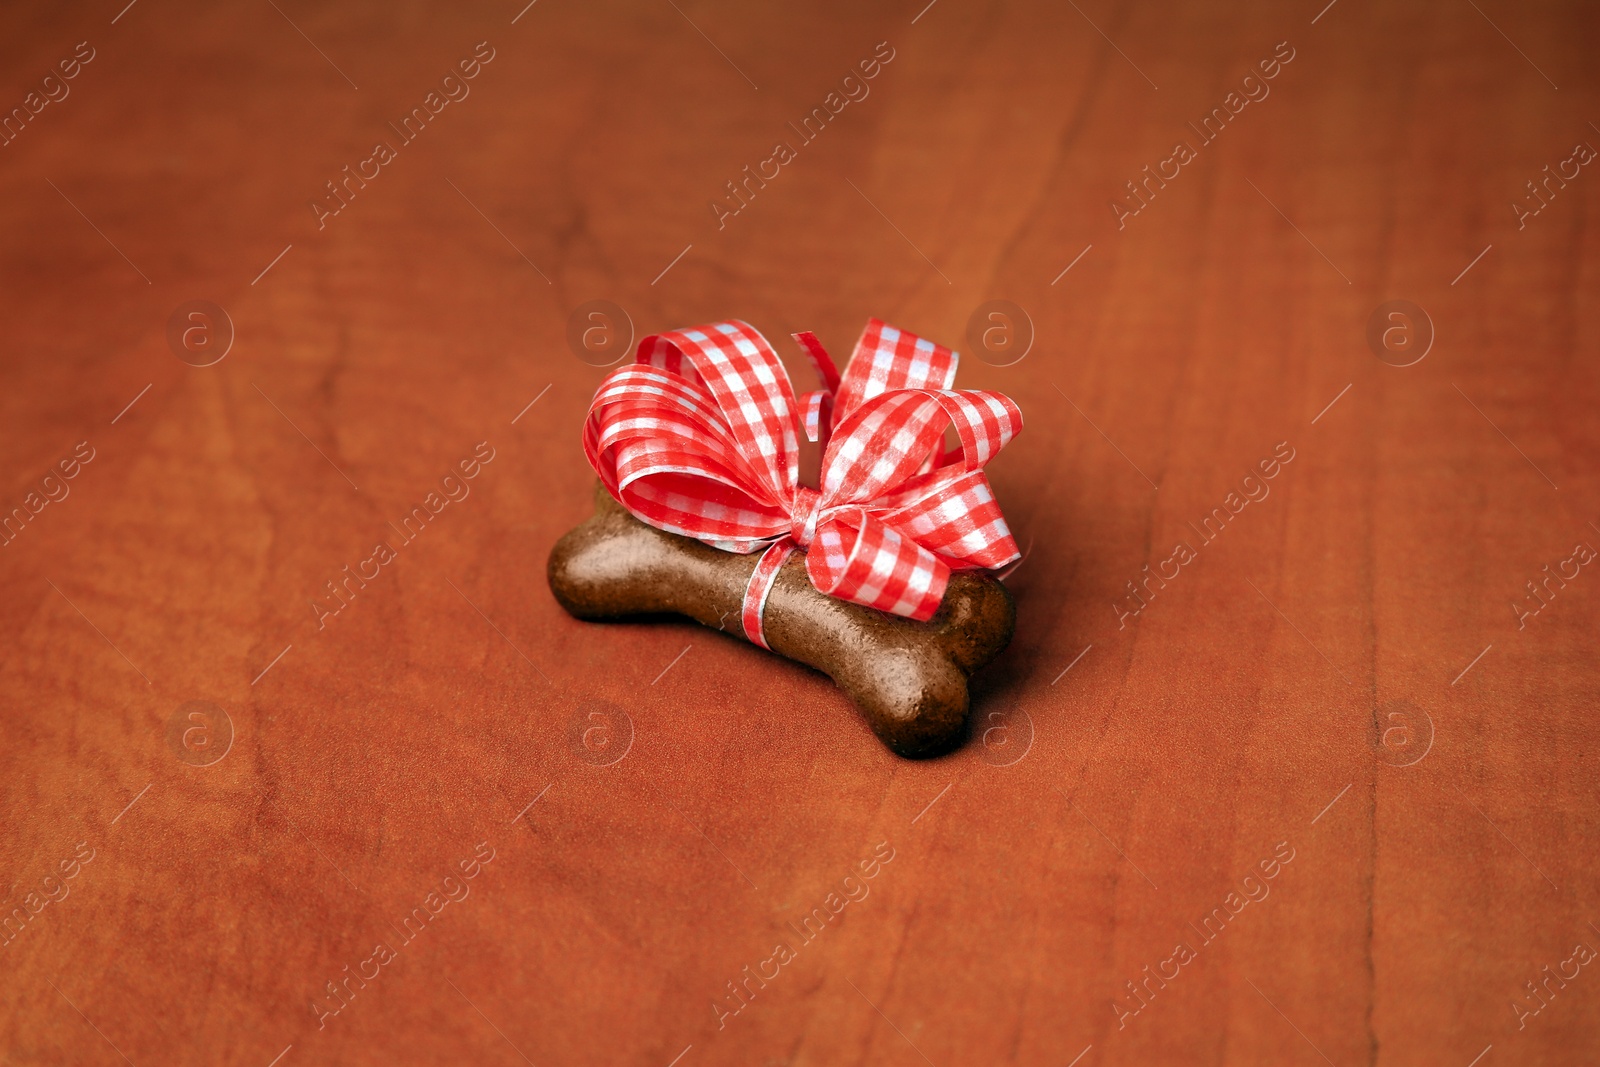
[1,1,1596,1064]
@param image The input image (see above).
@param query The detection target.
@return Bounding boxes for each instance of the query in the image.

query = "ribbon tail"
[798,390,834,446]
[794,331,840,455]
[792,331,842,394]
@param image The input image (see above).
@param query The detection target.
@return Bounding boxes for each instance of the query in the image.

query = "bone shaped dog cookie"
[558,317,1026,756]
[549,485,1016,758]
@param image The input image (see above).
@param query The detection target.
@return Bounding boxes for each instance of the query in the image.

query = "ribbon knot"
[583,318,1023,651]
[788,486,822,547]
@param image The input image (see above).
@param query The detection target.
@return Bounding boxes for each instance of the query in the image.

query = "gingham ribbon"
[582,319,1023,647]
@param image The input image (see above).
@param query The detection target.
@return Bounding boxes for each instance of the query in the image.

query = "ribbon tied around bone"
[583,318,1023,648]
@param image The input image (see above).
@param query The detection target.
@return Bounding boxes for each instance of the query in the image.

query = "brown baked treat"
[548,484,1015,758]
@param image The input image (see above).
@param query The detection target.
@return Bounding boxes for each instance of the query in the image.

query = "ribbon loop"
[584,319,1022,630]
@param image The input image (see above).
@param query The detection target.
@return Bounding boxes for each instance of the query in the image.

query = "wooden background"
[1,0,1596,1064]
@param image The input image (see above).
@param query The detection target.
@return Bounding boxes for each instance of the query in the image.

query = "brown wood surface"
[2,1,1597,1064]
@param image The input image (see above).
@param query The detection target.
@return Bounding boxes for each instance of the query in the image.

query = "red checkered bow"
[583,319,1023,648]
